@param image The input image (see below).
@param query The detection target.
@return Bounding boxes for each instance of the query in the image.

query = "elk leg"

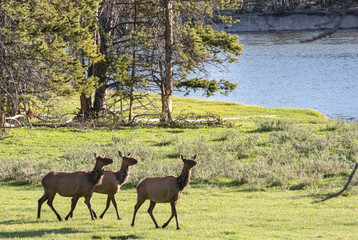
[148,201,159,228]
[37,193,48,219]
[84,196,95,220]
[110,195,121,220]
[92,209,98,219]
[65,196,79,220]
[131,198,145,227]
[99,195,111,219]
[162,201,179,230]
[172,202,180,230]
[47,193,62,221]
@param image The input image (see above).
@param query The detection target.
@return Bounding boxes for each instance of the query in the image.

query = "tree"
[0,0,100,117]
[152,1,244,121]
[85,0,243,122]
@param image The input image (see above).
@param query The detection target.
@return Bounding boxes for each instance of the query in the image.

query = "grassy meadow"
[1,94,358,239]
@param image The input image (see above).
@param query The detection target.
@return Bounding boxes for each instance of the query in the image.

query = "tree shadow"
[0,228,82,238]
[0,219,40,225]
[92,235,141,240]
[0,180,43,191]
[166,153,179,159]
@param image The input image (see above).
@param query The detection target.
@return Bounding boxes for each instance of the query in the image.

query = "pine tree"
[0,0,100,115]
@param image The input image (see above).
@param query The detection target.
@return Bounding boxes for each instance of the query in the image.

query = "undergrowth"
[1,118,357,191]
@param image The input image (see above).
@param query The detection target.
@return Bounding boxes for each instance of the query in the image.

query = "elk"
[37,153,114,221]
[92,151,138,220]
[131,154,197,230]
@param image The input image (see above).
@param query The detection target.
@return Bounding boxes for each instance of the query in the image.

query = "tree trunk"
[80,93,92,115]
[91,5,109,115]
[1,112,6,135]
[129,0,137,122]
[94,85,107,113]
[129,97,134,121]
[161,0,174,122]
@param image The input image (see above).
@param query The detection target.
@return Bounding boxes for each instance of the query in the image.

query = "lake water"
[180,29,358,120]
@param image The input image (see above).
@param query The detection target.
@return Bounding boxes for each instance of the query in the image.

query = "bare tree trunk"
[161,0,174,122]
[129,0,137,122]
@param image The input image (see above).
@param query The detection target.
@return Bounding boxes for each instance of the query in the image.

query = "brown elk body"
[37,154,113,221]
[131,154,197,230]
[92,151,138,219]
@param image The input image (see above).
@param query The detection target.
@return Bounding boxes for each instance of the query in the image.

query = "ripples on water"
[180,29,358,119]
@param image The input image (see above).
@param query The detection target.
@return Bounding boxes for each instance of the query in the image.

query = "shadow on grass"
[0,228,82,238]
[120,182,137,190]
[3,180,29,186]
[92,235,141,240]
[152,141,175,147]
[0,180,42,190]
[0,219,41,225]
[212,137,228,142]
[166,153,180,159]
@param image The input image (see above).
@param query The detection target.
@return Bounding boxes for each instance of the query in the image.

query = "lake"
[180,29,358,120]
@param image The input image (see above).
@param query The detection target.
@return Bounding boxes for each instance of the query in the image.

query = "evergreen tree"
[0,0,100,115]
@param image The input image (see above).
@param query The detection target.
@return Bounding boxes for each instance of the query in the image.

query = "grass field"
[1,94,358,239]
[1,181,358,240]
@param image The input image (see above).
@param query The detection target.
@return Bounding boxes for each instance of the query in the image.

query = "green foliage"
[0,0,100,112]
[175,78,237,97]
[175,23,242,96]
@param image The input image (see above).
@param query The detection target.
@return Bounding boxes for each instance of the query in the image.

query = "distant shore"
[216,8,358,32]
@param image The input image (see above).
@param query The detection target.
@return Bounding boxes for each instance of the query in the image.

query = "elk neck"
[88,164,105,185]
[177,166,192,191]
[116,162,130,184]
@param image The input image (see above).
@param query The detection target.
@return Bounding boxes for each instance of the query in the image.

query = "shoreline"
[216,8,358,32]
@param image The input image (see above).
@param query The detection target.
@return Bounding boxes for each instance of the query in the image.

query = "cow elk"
[37,153,113,221]
[92,151,138,219]
[131,154,197,230]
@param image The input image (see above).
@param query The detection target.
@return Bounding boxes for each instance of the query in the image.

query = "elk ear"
[180,154,184,161]
[192,154,197,160]
[118,151,123,158]
[94,152,97,158]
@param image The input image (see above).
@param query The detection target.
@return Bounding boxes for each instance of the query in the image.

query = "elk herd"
[37,151,197,230]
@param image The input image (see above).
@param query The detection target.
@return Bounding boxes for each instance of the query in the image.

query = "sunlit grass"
[1,95,358,239]
[1,182,358,239]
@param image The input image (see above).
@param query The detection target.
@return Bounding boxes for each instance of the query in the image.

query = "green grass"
[1,181,358,240]
[1,94,358,239]
[171,96,326,122]
[34,93,327,124]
